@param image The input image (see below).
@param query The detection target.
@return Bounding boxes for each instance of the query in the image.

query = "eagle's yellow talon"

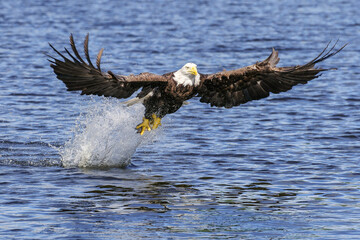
[151,114,162,130]
[136,117,151,135]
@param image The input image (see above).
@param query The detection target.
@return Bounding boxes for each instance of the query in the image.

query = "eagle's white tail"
[123,97,142,106]
[123,91,154,106]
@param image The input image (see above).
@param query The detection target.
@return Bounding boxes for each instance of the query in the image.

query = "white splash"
[58,98,157,168]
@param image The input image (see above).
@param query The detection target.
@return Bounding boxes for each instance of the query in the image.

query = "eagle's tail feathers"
[123,97,142,106]
[123,90,154,106]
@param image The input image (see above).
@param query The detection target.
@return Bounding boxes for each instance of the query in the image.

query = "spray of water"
[58,98,158,168]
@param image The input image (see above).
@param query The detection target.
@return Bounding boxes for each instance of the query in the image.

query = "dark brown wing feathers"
[49,35,345,110]
[48,34,168,99]
[198,42,346,108]
[96,48,104,72]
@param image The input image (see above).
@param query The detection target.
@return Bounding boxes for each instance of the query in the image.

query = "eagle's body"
[141,66,200,118]
[48,34,345,135]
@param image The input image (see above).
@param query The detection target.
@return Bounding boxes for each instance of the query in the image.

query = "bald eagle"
[48,34,345,135]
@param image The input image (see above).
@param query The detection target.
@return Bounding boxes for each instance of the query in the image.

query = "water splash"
[59,98,158,168]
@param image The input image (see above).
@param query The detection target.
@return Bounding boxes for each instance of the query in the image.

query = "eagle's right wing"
[48,34,168,99]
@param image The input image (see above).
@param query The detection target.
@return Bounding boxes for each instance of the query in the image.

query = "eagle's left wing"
[197,42,346,108]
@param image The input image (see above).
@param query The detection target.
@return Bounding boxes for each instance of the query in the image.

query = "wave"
[58,98,158,168]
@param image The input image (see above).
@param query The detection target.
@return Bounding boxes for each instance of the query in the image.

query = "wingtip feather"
[96,48,104,71]
[84,33,95,68]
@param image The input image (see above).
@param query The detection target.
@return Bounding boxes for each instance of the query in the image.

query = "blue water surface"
[1,0,360,239]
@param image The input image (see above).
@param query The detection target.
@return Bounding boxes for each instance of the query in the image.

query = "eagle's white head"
[173,63,200,87]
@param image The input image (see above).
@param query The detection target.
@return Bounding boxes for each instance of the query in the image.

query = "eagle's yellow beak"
[189,66,198,76]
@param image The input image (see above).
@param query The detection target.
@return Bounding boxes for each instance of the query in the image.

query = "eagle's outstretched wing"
[197,42,346,108]
[48,34,168,99]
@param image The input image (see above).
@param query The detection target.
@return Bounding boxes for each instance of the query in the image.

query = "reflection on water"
[54,170,303,238]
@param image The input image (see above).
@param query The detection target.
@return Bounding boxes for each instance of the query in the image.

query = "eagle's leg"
[151,114,162,130]
[136,117,151,135]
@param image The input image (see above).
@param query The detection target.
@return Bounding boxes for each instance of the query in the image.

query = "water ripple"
[1,0,360,239]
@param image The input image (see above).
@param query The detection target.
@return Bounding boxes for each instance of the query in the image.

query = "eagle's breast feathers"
[164,76,196,100]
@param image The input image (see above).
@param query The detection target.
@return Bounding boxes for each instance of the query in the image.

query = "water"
[1,0,360,239]
[58,100,155,168]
